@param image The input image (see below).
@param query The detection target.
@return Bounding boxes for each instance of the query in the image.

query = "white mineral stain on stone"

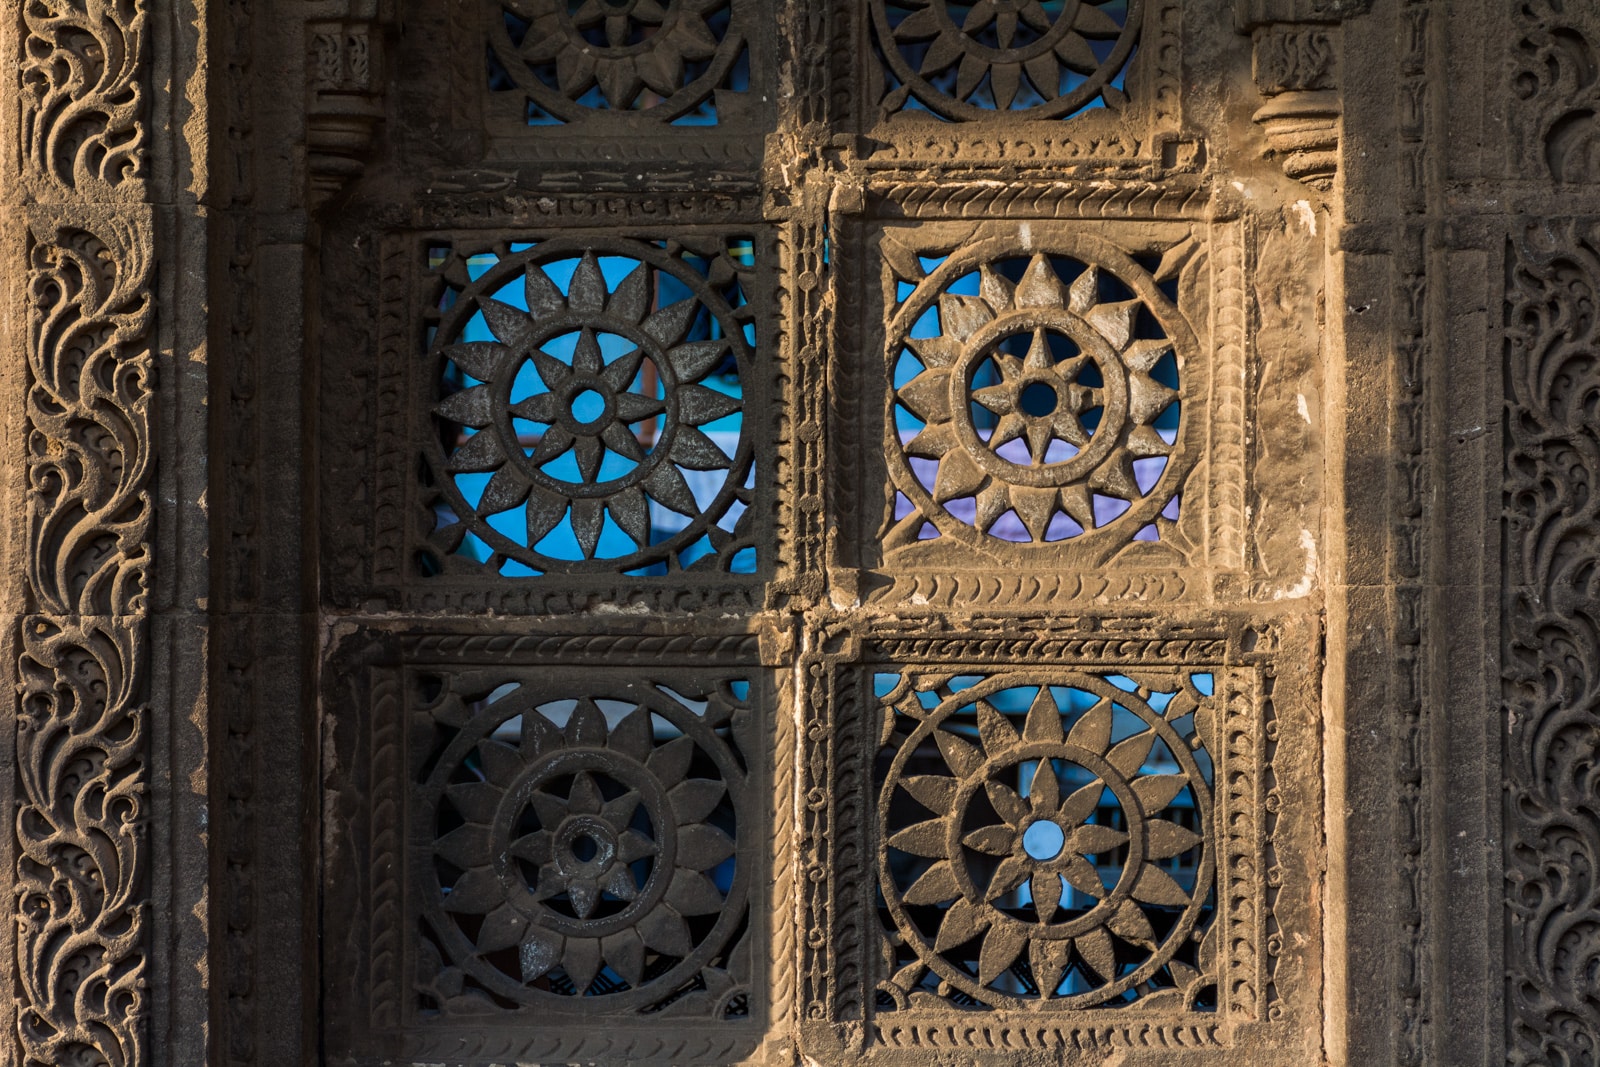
[1019,221,1033,250]
[1297,393,1311,423]
[1277,529,1320,600]
[1291,199,1318,235]
[1231,180,1254,198]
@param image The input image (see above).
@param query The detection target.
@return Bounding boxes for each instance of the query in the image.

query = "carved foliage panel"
[1509,1,1600,182]
[15,210,154,1067]
[836,214,1247,608]
[323,628,779,1065]
[1503,219,1600,1065]
[795,616,1320,1064]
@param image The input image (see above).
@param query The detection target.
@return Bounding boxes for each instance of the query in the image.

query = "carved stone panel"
[322,624,781,1065]
[321,215,780,615]
[834,212,1253,608]
[854,0,1186,173]
[795,614,1321,1064]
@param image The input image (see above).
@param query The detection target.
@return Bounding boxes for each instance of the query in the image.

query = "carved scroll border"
[13,4,154,1065]
[16,207,154,1067]
[793,613,1320,1066]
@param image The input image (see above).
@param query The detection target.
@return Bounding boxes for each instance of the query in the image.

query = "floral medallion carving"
[415,669,755,1018]
[883,231,1197,551]
[489,0,750,124]
[423,237,759,578]
[874,671,1215,1010]
[871,0,1141,120]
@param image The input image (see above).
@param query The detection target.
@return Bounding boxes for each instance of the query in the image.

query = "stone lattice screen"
[0,2,1593,1066]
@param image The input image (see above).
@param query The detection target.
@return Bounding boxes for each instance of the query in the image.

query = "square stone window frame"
[847,0,1187,174]
[319,620,789,1066]
[793,611,1322,1066]
[437,0,777,170]
[334,214,784,616]
[827,199,1253,609]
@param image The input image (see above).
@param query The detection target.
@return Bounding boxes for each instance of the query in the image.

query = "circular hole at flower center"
[1022,819,1066,861]
[1019,381,1059,418]
[570,833,600,862]
[569,387,608,426]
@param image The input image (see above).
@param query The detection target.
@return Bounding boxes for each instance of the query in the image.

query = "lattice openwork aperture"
[488,0,752,125]
[423,237,759,578]
[871,0,1140,120]
[873,670,1216,1011]
[884,232,1192,548]
[417,670,756,1018]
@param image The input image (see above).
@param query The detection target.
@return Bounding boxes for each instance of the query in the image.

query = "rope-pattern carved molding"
[18,212,154,1067]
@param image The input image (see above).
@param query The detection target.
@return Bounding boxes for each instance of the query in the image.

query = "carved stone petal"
[902,861,962,906]
[1068,265,1099,314]
[1015,255,1066,309]
[1059,483,1096,529]
[933,897,992,953]
[446,781,503,824]
[563,935,603,991]
[601,789,641,831]
[934,728,984,778]
[678,824,735,870]
[645,463,699,517]
[899,369,953,423]
[962,824,1016,856]
[442,868,502,914]
[1065,823,1128,856]
[666,869,724,915]
[446,430,506,474]
[1060,854,1105,898]
[509,830,555,867]
[901,774,957,813]
[1031,871,1063,916]
[1024,50,1060,100]
[1085,299,1139,350]
[526,486,567,545]
[975,699,1021,756]
[1066,698,1113,755]
[979,263,1015,313]
[567,699,609,747]
[603,864,640,902]
[477,904,529,954]
[570,496,604,557]
[1059,780,1103,827]
[519,926,564,982]
[1011,485,1058,541]
[1132,774,1186,814]
[618,829,659,863]
[1131,865,1190,906]
[638,905,694,957]
[887,818,948,859]
[1107,899,1157,948]
[670,425,731,471]
[678,384,741,426]
[1022,688,1064,743]
[445,341,512,382]
[939,293,993,341]
[567,771,604,815]
[602,928,647,987]
[1028,759,1060,813]
[987,855,1030,899]
[1144,819,1202,860]
[1073,3,1123,37]
[601,345,647,393]
[645,299,699,348]
[1030,936,1072,993]
[1129,373,1178,425]
[567,876,601,919]
[978,921,1028,986]
[480,298,538,353]
[477,467,531,517]
[607,485,651,545]
[906,334,961,369]
[646,735,693,783]
[436,825,492,870]
[437,385,494,428]
[667,338,729,380]
[524,264,567,319]
[984,780,1029,825]
[669,778,726,823]
[470,742,521,793]
[1075,926,1117,979]
[1106,731,1155,777]
[905,420,960,458]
